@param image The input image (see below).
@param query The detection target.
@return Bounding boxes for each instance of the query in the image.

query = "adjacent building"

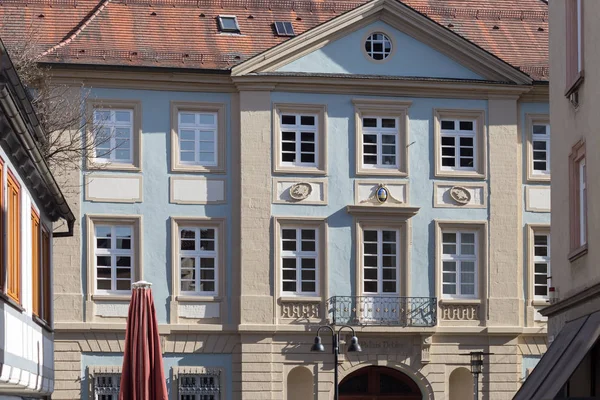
[0,0,550,399]
[0,40,75,399]
[515,1,600,399]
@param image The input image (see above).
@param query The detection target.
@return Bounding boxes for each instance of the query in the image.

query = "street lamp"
[311,325,362,400]
[468,351,493,400]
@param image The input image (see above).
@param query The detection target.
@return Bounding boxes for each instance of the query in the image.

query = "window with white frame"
[280,113,318,167]
[94,225,134,293]
[178,111,218,166]
[533,232,551,299]
[362,229,400,294]
[532,124,550,176]
[440,119,476,171]
[361,116,399,169]
[179,227,218,295]
[179,372,221,400]
[280,227,318,295]
[93,109,133,163]
[94,373,121,400]
[441,231,477,298]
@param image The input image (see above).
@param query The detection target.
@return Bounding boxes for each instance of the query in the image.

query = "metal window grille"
[179,372,221,400]
[94,373,121,400]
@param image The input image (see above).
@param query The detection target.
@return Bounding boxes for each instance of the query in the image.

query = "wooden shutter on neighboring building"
[31,209,41,317]
[6,171,20,304]
[42,227,51,323]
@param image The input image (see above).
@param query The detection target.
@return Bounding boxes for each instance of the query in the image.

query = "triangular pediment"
[232,0,532,85]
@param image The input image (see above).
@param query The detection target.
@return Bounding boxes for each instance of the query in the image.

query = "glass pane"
[443,284,456,295]
[220,16,238,30]
[96,256,111,267]
[364,256,377,267]
[535,286,548,296]
[443,244,456,254]
[200,258,215,268]
[97,280,112,290]
[116,226,132,237]
[363,281,377,293]
[201,282,215,292]
[441,120,454,130]
[461,261,475,272]
[382,230,396,241]
[302,258,316,269]
[382,268,396,280]
[382,255,395,267]
[533,125,547,135]
[282,270,296,280]
[198,152,215,162]
[459,121,474,131]
[442,261,456,272]
[382,281,396,292]
[382,243,396,254]
[301,239,315,252]
[460,158,474,168]
[460,137,474,147]
[97,267,111,278]
[533,141,547,150]
[461,232,475,243]
[201,229,214,239]
[460,284,475,295]
[301,132,315,142]
[181,257,195,269]
[283,282,296,292]
[535,246,548,257]
[199,131,214,141]
[443,272,456,283]
[300,115,315,126]
[443,232,456,243]
[116,268,131,279]
[382,118,396,128]
[535,263,548,274]
[200,269,215,280]
[364,268,377,279]
[363,230,377,241]
[180,152,195,162]
[181,229,196,239]
[116,280,130,291]
[94,110,111,122]
[441,136,455,146]
[115,111,131,123]
[199,142,214,152]
[199,114,215,125]
[363,118,377,128]
[281,115,295,125]
[282,258,296,269]
[116,256,131,267]
[460,272,475,284]
[180,113,196,124]
[181,280,195,292]
[535,275,547,285]
[180,129,195,141]
[282,229,296,240]
[301,282,316,292]
[302,270,315,281]
[382,135,396,144]
[363,243,377,254]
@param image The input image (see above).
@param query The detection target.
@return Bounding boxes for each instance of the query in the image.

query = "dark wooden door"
[339,366,422,400]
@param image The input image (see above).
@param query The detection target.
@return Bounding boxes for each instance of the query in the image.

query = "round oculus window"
[365,32,392,60]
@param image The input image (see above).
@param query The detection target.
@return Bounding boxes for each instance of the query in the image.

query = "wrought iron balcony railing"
[326,296,437,327]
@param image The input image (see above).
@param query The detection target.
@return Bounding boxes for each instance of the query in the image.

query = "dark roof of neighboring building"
[0,0,549,80]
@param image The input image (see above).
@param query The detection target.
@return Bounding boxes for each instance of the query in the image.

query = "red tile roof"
[0,0,548,80]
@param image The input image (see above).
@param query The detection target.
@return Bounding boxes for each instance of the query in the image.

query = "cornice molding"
[540,282,600,317]
[346,205,420,217]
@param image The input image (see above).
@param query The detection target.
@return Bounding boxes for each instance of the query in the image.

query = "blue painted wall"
[270,91,489,299]
[81,88,233,324]
[81,353,232,400]
[276,21,483,80]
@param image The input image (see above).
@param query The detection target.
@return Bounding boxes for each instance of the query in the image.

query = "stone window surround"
[352,211,412,298]
[87,365,122,400]
[434,220,487,308]
[526,223,551,307]
[272,103,328,175]
[274,216,327,303]
[172,366,226,400]
[569,139,587,261]
[525,113,551,182]
[433,109,487,179]
[85,99,142,172]
[170,217,226,302]
[170,101,227,174]
[85,214,143,306]
[353,98,411,177]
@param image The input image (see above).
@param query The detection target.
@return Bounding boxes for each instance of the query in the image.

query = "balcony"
[326,296,437,327]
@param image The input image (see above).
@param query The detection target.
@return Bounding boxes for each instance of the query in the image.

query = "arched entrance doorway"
[339,366,422,400]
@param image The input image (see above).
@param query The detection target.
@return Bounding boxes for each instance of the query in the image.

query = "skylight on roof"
[218,15,240,33]
[274,21,295,37]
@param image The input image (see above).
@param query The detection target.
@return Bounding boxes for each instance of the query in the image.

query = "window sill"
[91,294,132,302]
[171,164,226,174]
[280,296,322,303]
[356,169,408,177]
[531,299,550,307]
[0,292,24,313]
[527,174,551,183]
[565,72,584,98]
[439,298,481,305]
[87,162,141,173]
[569,244,588,262]
[435,170,485,180]
[273,166,327,176]
[176,295,221,302]
[32,315,53,333]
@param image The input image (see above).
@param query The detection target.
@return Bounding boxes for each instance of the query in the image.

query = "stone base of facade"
[52,330,546,400]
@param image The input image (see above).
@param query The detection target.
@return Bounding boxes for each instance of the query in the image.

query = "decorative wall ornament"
[421,336,432,364]
[281,302,320,319]
[440,304,479,321]
[376,184,389,203]
[289,182,313,201]
[361,183,404,205]
[449,186,471,205]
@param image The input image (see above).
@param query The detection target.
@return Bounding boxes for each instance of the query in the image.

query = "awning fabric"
[513,310,600,400]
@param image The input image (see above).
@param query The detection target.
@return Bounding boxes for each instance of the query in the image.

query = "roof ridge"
[111,0,364,11]
[41,0,112,57]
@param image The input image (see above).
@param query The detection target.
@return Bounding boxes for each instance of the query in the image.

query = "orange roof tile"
[0,0,548,80]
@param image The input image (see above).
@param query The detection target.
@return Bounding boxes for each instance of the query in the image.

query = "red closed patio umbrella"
[119,281,168,400]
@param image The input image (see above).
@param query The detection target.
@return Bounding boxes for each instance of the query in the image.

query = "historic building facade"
[0,41,75,399]
[0,0,549,399]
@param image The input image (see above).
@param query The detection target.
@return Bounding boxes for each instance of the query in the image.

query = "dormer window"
[274,21,295,37]
[217,15,240,33]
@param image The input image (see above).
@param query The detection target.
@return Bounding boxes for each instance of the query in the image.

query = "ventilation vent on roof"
[274,21,295,37]
[218,15,241,33]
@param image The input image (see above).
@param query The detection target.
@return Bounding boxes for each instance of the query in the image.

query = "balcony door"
[339,366,422,400]
[361,228,401,324]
